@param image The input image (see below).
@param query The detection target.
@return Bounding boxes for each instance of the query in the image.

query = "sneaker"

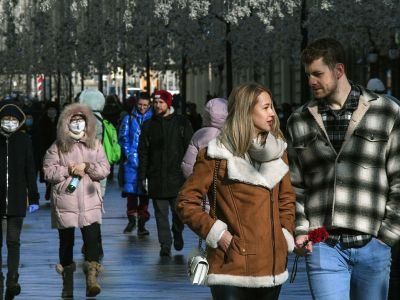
[173,231,184,251]
[159,246,171,257]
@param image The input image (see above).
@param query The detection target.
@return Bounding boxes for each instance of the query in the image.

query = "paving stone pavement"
[11,175,311,299]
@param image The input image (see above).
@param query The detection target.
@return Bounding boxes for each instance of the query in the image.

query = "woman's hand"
[70,163,86,177]
[218,231,233,253]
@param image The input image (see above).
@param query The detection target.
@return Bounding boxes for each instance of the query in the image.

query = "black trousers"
[152,198,184,248]
[0,217,23,275]
[58,222,101,266]
[210,285,281,300]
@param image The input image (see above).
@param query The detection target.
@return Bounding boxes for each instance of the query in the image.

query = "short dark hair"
[139,92,150,100]
[301,38,346,69]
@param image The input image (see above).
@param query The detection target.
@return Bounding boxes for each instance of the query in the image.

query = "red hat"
[155,90,173,108]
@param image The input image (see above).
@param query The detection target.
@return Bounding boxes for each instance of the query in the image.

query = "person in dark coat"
[0,102,39,300]
[119,93,153,235]
[138,90,193,257]
[37,102,59,200]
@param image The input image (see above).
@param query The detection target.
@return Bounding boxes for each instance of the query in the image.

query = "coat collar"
[207,138,288,190]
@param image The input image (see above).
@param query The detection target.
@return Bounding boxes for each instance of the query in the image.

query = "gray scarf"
[247,133,287,164]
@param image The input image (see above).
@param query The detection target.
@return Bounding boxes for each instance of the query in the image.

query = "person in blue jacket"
[119,92,153,235]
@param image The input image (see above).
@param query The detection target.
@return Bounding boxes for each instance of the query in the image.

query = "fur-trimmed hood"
[57,103,97,153]
[207,137,288,190]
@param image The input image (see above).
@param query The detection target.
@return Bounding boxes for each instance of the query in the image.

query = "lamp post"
[389,34,400,98]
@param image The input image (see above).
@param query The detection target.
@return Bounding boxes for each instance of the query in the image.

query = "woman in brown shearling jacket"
[177,83,296,300]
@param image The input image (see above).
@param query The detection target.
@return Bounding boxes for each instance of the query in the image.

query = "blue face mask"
[25,118,33,127]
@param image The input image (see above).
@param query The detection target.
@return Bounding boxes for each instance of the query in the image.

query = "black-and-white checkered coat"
[287,86,400,246]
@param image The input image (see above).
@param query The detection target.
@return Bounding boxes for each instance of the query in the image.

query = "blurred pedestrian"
[181,98,227,178]
[0,102,40,300]
[43,103,110,298]
[138,90,193,257]
[37,102,59,200]
[79,90,107,260]
[186,102,202,132]
[119,92,153,235]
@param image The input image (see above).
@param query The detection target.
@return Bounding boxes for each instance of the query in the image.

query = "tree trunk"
[146,48,151,96]
[56,69,61,107]
[181,54,187,115]
[80,70,85,91]
[392,59,400,98]
[9,74,13,94]
[49,75,53,101]
[122,63,127,103]
[68,73,73,103]
[300,0,310,103]
[26,74,30,96]
[98,71,103,93]
[226,23,233,98]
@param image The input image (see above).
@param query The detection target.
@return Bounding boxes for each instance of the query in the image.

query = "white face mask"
[68,120,86,134]
[1,119,19,133]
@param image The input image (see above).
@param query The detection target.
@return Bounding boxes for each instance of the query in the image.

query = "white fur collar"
[207,138,288,190]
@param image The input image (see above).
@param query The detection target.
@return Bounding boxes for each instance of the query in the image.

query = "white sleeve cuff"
[206,220,228,249]
[282,227,295,252]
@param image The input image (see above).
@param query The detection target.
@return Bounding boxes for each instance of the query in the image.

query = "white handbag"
[187,160,221,285]
[187,248,209,285]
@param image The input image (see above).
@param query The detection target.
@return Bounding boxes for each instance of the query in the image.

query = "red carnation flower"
[305,227,329,245]
[291,226,329,283]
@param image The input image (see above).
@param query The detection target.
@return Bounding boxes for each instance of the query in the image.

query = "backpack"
[95,115,121,164]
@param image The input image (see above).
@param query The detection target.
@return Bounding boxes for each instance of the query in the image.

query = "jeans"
[127,194,149,220]
[58,222,101,266]
[0,217,23,275]
[210,285,281,300]
[305,238,391,300]
[152,198,184,248]
[389,240,400,300]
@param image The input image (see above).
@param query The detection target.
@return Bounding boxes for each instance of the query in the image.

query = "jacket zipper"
[5,138,9,214]
[270,189,276,285]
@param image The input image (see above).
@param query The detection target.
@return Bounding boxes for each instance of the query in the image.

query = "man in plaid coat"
[287,38,400,300]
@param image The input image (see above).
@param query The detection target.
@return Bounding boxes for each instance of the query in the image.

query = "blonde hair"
[218,82,283,156]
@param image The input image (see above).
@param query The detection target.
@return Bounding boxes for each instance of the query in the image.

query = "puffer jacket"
[43,103,110,229]
[177,139,295,288]
[0,103,39,217]
[181,98,227,178]
[119,107,153,194]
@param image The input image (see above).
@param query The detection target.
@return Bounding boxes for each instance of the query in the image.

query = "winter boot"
[56,263,75,298]
[83,261,102,297]
[173,230,184,251]
[137,217,149,236]
[4,273,20,300]
[123,215,136,233]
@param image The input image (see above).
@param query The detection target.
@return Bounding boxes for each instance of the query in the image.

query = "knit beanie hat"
[155,90,173,108]
[367,78,385,93]
[79,89,106,112]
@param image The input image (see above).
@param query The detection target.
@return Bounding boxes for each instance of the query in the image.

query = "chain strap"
[198,160,221,251]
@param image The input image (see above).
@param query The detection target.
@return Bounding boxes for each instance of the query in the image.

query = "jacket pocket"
[352,130,388,168]
[53,193,79,212]
[291,132,318,149]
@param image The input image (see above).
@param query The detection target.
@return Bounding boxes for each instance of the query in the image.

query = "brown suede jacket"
[177,139,295,288]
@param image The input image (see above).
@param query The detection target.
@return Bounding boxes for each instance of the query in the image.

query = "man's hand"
[294,234,312,256]
[218,231,233,253]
